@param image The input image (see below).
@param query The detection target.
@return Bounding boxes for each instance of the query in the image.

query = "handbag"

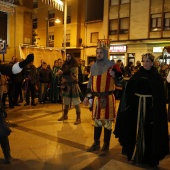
[0,107,12,137]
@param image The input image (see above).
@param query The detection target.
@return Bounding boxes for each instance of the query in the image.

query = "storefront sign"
[153,47,164,53]
[110,45,126,52]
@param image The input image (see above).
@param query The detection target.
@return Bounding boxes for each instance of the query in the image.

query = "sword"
[59,85,64,123]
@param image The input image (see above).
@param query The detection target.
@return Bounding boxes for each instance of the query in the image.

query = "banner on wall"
[19,45,63,68]
[0,40,7,54]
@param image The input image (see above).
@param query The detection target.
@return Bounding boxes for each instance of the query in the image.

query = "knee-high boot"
[87,127,102,152]
[99,128,112,156]
[58,109,68,121]
[74,112,81,125]
[0,136,12,164]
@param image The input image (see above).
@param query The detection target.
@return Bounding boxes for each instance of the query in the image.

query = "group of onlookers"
[0,56,94,108]
[116,58,170,81]
[1,56,170,109]
[0,57,65,108]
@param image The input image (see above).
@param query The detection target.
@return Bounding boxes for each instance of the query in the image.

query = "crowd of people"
[0,48,169,168]
[0,56,96,109]
[1,53,170,111]
[0,58,62,108]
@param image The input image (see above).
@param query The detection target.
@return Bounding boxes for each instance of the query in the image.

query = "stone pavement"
[0,100,170,170]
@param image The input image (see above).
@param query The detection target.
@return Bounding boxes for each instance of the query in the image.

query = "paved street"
[0,100,170,170]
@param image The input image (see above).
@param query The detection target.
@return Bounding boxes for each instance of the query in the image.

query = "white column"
[63,0,67,58]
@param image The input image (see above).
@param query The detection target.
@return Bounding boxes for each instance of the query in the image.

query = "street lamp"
[45,18,49,47]
[45,18,61,47]
[42,0,67,59]
[55,18,61,23]
[63,0,67,58]
[42,0,63,48]
[41,0,64,11]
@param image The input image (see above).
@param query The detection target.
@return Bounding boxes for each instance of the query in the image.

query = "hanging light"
[42,0,64,11]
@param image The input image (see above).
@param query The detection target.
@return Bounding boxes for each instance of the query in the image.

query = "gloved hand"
[19,53,34,68]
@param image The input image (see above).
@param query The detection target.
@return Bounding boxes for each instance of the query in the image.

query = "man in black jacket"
[38,62,52,104]
[0,54,34,164]
[23,61,37,106]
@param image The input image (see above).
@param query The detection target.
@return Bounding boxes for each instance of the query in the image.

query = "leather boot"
[74,112,81,125]
[1,137,12,164]
[58,110,68,121]
[99,128,111,156]
[87,127,102,152]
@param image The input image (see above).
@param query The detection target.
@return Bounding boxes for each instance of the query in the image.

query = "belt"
[131,93,152,161]
[62,81,78,86]
[135,93,152,98]
[92,91,113,97]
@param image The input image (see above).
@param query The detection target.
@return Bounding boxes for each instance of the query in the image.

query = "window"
[0,12,7,41]
[49,35,54,47]
[67,6,71,24]
[66,33,70,42]
[62,33,70,47]
[48,10,55,27]
[120,18,129,34]
[49,35,54,41]
[110,0,119,6]
[164,12,170,31]
[109,19,118,35]
[32,18,37,29]
[109,18,129,35]
[150,14,162,31]
[33,0,38,8]
[91,32,99,43]
[85,0,104,23]
[120,0,130,4]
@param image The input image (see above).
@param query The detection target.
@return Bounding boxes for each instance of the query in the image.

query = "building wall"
[130,0,150,39]
[109,0,170,65]
[4,0,170,65]
[4,6,32,62]
[33,0,86,60]
[84,0,109,64]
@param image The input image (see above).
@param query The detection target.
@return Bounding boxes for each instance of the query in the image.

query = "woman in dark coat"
[114,53,169,167]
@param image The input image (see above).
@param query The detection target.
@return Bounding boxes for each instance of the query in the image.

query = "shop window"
[120,18,129,34]
[164,12,170,31]
[150,14,162,31]
[91,32,99,43]
[109,19,118,35]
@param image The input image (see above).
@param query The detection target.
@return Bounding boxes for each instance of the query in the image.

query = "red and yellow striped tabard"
[91,69,116,120]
